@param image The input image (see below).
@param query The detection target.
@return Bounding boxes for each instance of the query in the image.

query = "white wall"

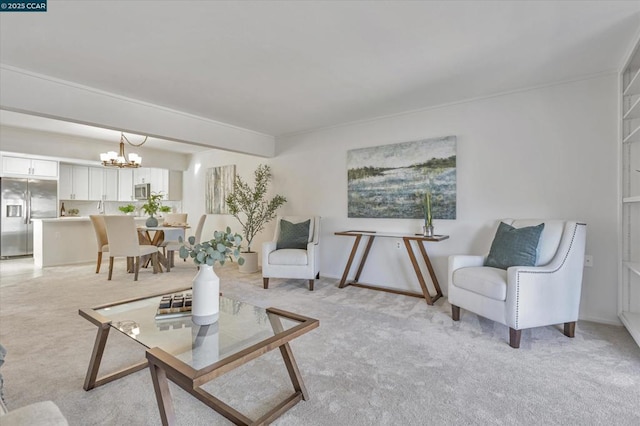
[183,74,619,324]
[181,150,278,256]
[273,74,619,324]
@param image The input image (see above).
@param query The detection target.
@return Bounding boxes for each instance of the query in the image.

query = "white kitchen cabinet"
[118,169,134,201]
[2,155,58,178]
[59,164,89,200]
[104,169,118,200]
[150,168,168,195]
[620,34,640,348]
[89,167,118,201]
[133,167,178,199]
[133,167,151,185]
[131,167,181,200]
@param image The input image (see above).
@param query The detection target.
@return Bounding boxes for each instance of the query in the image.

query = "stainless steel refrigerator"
[1,178,58,257]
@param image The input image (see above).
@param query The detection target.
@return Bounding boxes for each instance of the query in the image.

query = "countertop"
[34,216,148,222]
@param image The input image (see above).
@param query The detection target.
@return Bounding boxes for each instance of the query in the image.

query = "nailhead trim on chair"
[514,223,585,329]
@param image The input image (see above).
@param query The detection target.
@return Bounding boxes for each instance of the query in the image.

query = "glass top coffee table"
[79,287,319,425]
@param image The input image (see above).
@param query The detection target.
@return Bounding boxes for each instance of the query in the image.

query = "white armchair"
[448,219,586,348]
[262,216,321,291]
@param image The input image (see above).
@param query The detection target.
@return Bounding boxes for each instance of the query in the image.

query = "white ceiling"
[1,1,640,149]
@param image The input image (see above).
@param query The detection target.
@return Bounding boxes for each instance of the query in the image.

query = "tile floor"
[0,257,45,287]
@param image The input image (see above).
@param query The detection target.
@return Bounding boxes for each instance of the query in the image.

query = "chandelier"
[100,132,147,168]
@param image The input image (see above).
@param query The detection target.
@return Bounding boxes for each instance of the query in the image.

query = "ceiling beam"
[0,65,275,158]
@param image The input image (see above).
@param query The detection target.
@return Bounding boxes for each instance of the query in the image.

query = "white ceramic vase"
[192,264,220,325]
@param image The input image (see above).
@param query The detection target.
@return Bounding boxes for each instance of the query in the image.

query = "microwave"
[134,183,151,200]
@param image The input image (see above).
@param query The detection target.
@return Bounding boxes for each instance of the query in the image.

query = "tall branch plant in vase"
[226,164,287,273]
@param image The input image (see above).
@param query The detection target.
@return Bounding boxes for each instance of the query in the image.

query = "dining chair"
[160,213,188,269]
[160,213,188,250]
[103,215,160,281]
[163,213,188,226]
[89,215,109,273]
[165,214,206,272]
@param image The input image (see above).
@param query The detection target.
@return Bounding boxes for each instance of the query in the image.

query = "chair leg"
[263,278,269,289]
[564,321,576,338]
[108,257,114,280]
[316,272,320,279]
[308,280,314,291]
[451,305,460,321]
[96,252,102,273]
[509,328,521,349]
[134,256,140,281]
[166,251,172,272]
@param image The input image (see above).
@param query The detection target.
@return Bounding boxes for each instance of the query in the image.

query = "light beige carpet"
[0,259,639,425]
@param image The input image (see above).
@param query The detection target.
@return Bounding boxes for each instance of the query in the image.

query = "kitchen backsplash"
[59,200,183,217]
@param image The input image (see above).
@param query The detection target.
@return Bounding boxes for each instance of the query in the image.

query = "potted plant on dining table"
[141,192,164,227]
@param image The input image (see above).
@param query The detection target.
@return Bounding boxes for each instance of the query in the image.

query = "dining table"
[136,224,190,272]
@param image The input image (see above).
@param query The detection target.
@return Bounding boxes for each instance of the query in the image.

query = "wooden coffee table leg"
[83,323,110,391]
[149,363,176,426]
[268,314,309,400]
[279,342,309,400]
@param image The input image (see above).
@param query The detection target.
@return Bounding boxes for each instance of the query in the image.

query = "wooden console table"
[334,230,449,305]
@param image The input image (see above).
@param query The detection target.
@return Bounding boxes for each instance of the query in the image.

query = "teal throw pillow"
[484,222,545,270]
[277,219,311,250]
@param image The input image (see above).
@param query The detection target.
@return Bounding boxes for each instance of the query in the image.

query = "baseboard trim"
[578,315,623,326]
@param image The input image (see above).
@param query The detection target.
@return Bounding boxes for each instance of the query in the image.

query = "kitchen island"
[32,216,148,268]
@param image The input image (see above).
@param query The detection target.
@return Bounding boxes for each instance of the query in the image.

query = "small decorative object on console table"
[423,191,434,237]
[179,227,244,325]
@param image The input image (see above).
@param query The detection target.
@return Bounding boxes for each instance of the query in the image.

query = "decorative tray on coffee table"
[155,292,192,320]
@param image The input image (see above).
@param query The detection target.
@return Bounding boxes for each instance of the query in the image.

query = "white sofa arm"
[505,266,581,330]
[307,240,319,272]
[505,222,586,330]
[448,255,486,301]
[449,255,486,271]
[262,241,277,264]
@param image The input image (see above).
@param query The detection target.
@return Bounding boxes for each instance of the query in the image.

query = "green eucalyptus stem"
[178,226,245,267]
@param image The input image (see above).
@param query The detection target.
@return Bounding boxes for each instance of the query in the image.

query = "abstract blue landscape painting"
[347,136,456,219]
